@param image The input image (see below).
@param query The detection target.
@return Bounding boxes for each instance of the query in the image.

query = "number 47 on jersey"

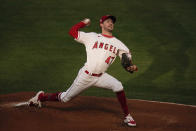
[105,56,115,65]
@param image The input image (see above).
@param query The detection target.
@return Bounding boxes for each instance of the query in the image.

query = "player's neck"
[102,30,113,37]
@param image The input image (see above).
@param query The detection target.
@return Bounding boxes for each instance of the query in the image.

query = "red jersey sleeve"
[68,22,86,39]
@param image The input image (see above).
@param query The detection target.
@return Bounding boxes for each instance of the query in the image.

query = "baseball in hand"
[82,18,91,26]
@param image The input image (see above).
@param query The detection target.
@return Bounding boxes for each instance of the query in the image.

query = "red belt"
[85,70,102,77]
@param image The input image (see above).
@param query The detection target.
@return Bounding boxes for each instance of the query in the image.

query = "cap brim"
[107,16,116,23]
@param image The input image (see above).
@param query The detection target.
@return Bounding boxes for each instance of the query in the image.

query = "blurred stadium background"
[0,0,195,105]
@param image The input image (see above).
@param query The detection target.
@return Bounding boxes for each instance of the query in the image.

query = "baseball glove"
[121,53,137,73]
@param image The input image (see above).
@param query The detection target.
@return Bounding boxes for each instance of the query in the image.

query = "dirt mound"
[0,92,196,131]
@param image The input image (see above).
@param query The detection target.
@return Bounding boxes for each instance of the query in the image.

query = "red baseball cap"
[100,15,116,24]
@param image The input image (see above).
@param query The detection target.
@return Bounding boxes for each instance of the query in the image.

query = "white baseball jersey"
[75,31,130,74]
[60,31,131,103]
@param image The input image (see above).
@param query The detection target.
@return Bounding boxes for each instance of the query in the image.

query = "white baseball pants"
[59,66,123,102]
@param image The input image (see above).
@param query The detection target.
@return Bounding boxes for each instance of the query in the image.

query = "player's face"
[101,18,114,32]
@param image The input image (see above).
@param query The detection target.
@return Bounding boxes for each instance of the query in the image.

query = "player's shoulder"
[84,32,98,36]
[78,32,98,40]
[113,36,129,51]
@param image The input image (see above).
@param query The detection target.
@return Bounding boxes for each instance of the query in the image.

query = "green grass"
[0,0,196,105]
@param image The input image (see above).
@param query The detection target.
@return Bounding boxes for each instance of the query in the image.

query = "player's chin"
[107,28,113,32]
[109,26,113,30]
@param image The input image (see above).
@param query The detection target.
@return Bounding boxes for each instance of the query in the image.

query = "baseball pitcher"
[28,15,138,127]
